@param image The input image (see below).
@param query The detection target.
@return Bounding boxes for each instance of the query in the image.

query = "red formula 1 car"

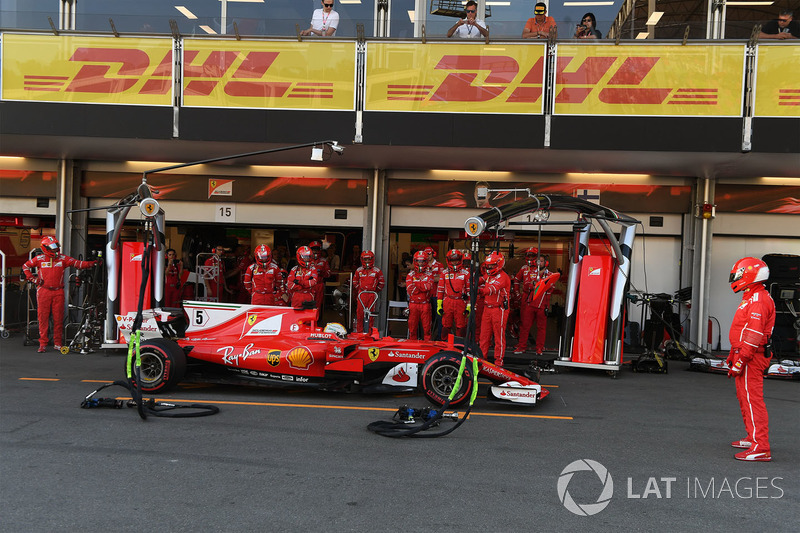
[127,301,549,407]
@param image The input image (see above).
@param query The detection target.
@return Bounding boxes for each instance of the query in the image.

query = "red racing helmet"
[729,257,769,293]
[41,236,60,258]
[296,246,314,269]
[360,250,375,269]
[413,250,428,273]
[524,247,539,266]
[255,244,272,266]
[484,251,505,275]
[446,249,463,269]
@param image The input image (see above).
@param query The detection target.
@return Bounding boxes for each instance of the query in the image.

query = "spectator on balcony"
[523,2,557,39]
[573,12,602,39]
[447,1,489,39]
[300,0,339,37]
[759,9,799,40]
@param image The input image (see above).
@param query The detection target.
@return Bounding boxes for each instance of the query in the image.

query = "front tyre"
[130,338,187,393]
[421,351,473,407]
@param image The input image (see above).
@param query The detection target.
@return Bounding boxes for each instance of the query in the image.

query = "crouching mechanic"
[727,257,775,462]
[244,245,282,305]
[436,249,470,339]
[352,250,385,333]
[23,236,98,353]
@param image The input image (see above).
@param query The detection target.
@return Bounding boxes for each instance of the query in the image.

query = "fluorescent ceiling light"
[408,10,415,23]
[487,2,512,5]
[646,11,664,25]
[217,0,264,3]
[636,32,650,39]
[563,2,615,6]
[339,1,363,4]
[199,25,217,34]
[727,1,774,5]
[175,6,197,19]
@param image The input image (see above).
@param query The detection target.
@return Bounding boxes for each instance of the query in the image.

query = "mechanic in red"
[352,250,385,332]
[514,250,553,356]
[474,261,487,340]
[287,246,319,310]
[22,236,97,352]
[406,251,435,340]
[479,251,511,367]
[204,245,228,302]
[164,248,183,308]
[727,257,776,462]
[309,241,331,320]
[243,245,282,306]
[436,249,470,339]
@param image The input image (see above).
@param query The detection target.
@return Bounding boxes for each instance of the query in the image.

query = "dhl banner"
[554,44,746,117]
[182,39,355,110]
[365,42,546,114]
[754,45,800,118]
[1,34,173,105]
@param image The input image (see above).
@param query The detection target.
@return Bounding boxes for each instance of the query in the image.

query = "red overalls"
[728,285,775,454]
[406,271,434,340]
[244,262,282,306]
[479,270,511,366]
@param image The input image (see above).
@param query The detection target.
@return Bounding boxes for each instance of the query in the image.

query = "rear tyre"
[130,338,186,393]
[421,351,473,407]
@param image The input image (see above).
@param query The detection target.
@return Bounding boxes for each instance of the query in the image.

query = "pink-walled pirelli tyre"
[129,338,186,393]
[420,351,473,407]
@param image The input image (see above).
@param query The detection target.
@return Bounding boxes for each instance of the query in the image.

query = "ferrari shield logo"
[247,314,257,326]
[368,347,380,362]
[469,222,478,234]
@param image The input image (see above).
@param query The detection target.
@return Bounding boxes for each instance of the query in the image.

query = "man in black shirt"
[759,9,799,40]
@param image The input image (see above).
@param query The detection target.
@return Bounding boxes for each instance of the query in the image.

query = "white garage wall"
[710,236,800,351]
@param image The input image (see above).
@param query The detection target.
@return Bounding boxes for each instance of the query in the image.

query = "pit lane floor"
[1,339,798,532]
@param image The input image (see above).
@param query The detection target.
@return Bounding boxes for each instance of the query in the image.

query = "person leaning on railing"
[522,2,557,39]
[758,9,799,40]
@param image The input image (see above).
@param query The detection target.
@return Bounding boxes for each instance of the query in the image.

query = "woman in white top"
[300,0,339,37]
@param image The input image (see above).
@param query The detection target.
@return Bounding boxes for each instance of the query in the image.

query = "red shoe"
[37,346,46,353]
[731,438,752,449]
[734,449,771,462]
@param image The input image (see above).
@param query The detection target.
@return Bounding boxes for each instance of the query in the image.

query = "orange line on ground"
[19,378,60,381]
[112,396,573,420]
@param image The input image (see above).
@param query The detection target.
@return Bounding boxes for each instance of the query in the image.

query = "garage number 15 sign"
[215,203,236,223]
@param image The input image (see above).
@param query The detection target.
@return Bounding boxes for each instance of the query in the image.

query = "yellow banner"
[554,44,745,117]
[365,42,546,113]
[754,45,800,117]
[1,34,173,105]
[182,40,355,110]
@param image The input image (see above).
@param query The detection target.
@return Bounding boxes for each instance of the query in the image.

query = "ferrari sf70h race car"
[121,301,550,407]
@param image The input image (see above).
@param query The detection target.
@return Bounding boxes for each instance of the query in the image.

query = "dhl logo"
[777,89,799,106]
[21,47,335,99]
[383,54,719,106]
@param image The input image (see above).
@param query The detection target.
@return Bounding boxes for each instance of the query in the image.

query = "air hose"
[367,354,479,438]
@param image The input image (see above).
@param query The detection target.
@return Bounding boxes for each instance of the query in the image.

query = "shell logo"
[287,346,314,370]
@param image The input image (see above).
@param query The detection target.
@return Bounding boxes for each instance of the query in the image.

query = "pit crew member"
[479,252,511,367]
[727,257,776,462]
[406,251,435,340]
[244,245,282,306]
[22,236,97,352]
[287,246,319,310]
[436,249,470,339]
[352,250,385,332]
